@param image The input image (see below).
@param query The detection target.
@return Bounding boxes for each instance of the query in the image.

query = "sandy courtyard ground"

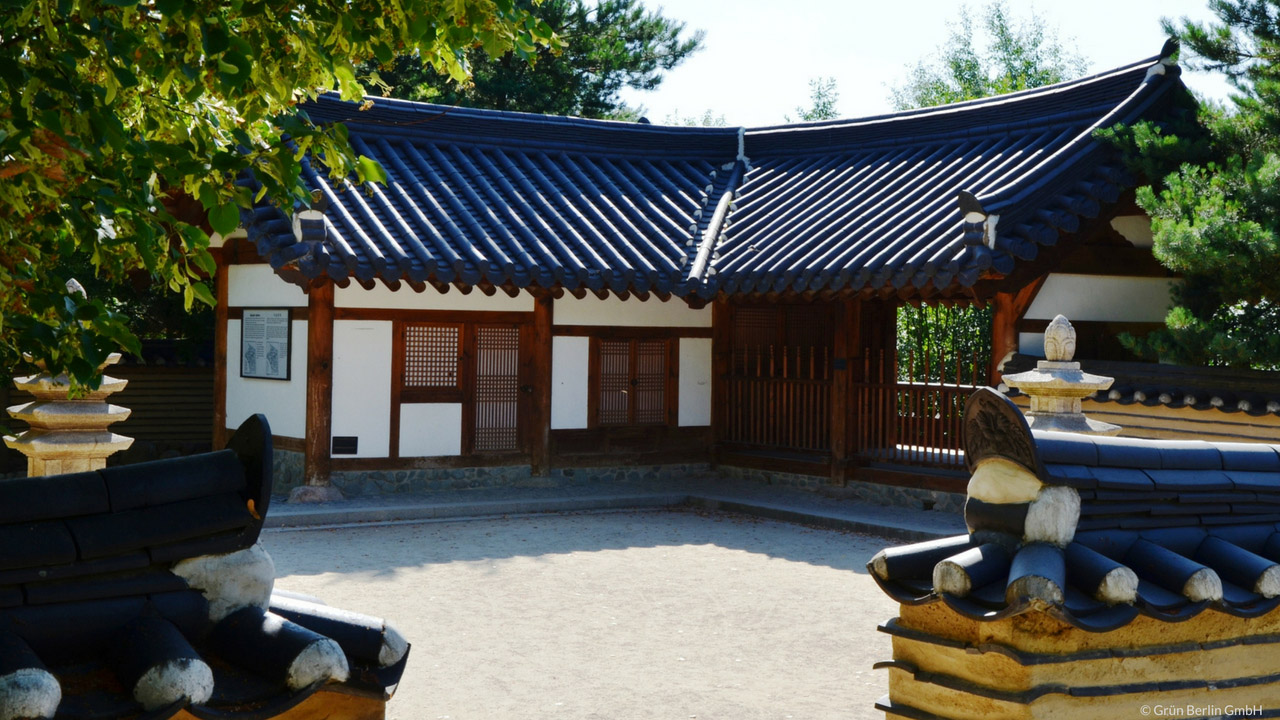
[263,509,903,720]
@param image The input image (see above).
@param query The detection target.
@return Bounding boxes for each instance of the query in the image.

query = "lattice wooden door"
[593,338,671,426]
[471,325,522,453]
[394,320,528,458]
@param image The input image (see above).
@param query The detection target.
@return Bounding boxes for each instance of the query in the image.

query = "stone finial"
[1001,314,1119,436]
[1043,314,1076,362]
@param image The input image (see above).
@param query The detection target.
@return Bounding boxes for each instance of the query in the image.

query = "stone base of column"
[288,485,345,503]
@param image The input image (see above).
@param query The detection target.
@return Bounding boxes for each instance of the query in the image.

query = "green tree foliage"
[0,0,555,390]
[1106,2,1280,368]
[889,1,1087,110]
[373,0,702,119]
[663,109,727,127]
[897,305,992,384]
[891,1,1087,380]
[787,77,840,122]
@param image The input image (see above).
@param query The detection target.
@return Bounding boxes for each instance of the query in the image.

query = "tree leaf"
[357,155,388,184]
[209,202,241,236]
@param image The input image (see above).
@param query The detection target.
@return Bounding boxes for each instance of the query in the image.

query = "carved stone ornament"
[963,387,1039,475]
[1043,314,1077,362]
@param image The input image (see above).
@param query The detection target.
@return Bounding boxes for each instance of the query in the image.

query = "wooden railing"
[851,349,983,469]
[723,345,831,452]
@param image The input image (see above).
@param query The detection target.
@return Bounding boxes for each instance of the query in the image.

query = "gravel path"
[264,509,900,720]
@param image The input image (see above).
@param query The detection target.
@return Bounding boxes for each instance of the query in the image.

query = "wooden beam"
[304,281,335,488]
[529,291,554,476]
[990,276,1046,383]
[212,252,229,450]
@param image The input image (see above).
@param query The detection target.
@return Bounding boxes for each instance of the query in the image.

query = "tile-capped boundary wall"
[270,449,966,512]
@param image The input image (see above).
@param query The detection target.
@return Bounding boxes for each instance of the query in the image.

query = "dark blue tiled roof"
[243,55,1183,297]
[870,389,1280,631]
[0,417,408,719]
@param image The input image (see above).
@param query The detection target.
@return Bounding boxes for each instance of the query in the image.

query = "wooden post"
[529,291,553,476]
[212,250,229,450]
[303,281,335,489]
[989,277,1046,384]
[710,297,731,469]
[829,297,860,485]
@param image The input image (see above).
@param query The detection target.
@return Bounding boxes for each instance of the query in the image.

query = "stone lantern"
[1001,314,1120,435]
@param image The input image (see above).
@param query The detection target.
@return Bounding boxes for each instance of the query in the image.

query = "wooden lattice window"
[472,325,521,453]
[590,337,675,427]
[401,323,462,402]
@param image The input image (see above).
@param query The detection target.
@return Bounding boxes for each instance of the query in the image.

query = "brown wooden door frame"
[463,322,528,456]
[586,335,679,429]
[389,315,532,459]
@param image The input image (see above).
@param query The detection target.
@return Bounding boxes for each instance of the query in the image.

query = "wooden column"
[829,297,860,485]
[303,281,335,487]
[212,250,229,450]
[529,291,553,476]
[989,277,1046,384]
[710,297,731,469]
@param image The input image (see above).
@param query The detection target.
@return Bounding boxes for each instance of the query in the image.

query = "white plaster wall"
[330,320,392,458]
[335,282,533,312]
[1110,215,1154,247]
[1024,274,1175,322]
[399,404,462,456]
[678,338,712,427]
[551,336,589,430]
[226,319,308,438]
[1018,332,1047,356]
[228,265,307,307]
[554,295,711,327]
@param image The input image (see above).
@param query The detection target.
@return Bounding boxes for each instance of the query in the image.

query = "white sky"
[618,0,1235,127]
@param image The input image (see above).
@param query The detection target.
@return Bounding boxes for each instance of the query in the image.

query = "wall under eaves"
[220,264,714,475]
[224,265,309,440]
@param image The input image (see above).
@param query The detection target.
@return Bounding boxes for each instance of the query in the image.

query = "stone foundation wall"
[268,451,964,513]
[273,449,305,494]
[715,465,966,514]
[269,457,712,499]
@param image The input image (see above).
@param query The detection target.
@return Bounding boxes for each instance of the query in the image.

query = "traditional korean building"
[212,49,1194,497]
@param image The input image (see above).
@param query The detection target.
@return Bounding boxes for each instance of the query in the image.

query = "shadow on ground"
[264,507,887,578]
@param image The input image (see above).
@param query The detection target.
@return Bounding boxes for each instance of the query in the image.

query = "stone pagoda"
[4,353,133,476]
[1001,314,1120,436]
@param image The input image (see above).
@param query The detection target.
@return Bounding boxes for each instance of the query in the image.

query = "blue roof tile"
[243,55,1184,297]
